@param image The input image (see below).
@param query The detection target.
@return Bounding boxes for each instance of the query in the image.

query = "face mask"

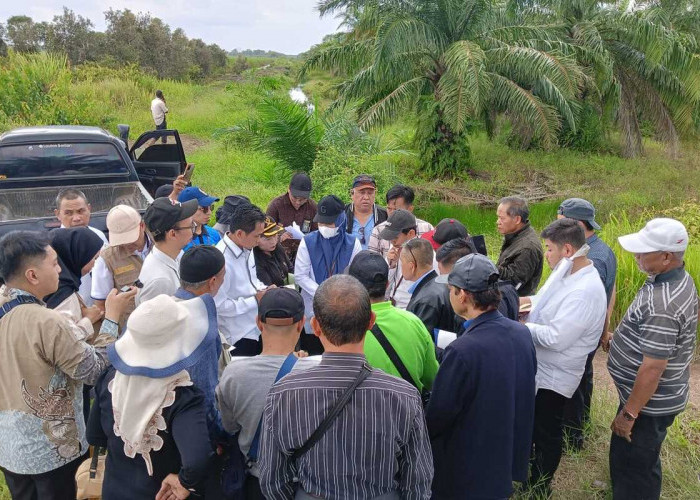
[318,226,339,239]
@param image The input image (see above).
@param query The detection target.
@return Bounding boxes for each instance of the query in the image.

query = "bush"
[310,145,401,203]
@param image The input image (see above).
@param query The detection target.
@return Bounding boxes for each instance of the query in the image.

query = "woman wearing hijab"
[294,195,362,354]
[87,294,214,500]
[253,216,292,287]
[45,227,106,338]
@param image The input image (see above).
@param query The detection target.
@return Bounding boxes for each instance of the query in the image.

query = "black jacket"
[496,223,544,297]
[455,280,520,335]
[343,203,388,234]
[254,245,291,287]
[406,270,456,336]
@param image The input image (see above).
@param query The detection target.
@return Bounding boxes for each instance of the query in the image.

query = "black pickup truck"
[0,125,188,236]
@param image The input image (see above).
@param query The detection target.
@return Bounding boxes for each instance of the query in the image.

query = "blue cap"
[178,186,219,207]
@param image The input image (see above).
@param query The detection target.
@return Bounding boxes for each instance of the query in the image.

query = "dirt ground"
[179,134,208,155]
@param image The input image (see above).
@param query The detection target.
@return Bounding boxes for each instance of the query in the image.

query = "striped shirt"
[368,218,434,258]
[608,266,698,416]
[258,353,433,500]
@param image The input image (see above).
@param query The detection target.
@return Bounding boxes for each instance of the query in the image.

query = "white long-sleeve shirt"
[294,236,362,329]
[215,234,265,345]
[525,262,607,398]
[151,98,168,125]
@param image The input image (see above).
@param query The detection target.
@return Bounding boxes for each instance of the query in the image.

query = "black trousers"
[529,389,569,493]
[562,348,596,449]
[244,474,265,500]
[1,454,86,500]
[231,338,263,357]
[609,405,677,500]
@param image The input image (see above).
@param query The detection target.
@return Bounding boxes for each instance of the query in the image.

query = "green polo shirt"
[364,301,440,392]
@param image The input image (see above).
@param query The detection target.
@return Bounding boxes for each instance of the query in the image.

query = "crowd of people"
[0,170,696,500]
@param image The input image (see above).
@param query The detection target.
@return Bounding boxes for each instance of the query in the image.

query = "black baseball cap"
[314,195,345,224]
[352,174,376,189]
[289,173,312,198]
[215,195,251,225]
[435,254,500,291]
[180,246,225,283]
[558,198,601,230]
[258,287,305,326]
[433,218,469,245]
[379,209,417,241]
[144,197,198,237]
[347,250,389,289]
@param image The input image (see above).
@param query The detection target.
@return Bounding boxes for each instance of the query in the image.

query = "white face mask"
[318,226,339,239]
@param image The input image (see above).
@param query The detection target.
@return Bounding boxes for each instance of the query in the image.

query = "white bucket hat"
[108,293,214,375]
[618,218,689,254]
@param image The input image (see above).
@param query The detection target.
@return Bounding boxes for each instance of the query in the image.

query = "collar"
[504,223,532,244]
[223,233,245,258]
[586,233,600,245]
[174,288,196,300]
[152,246,181,273]
[319,352,367,368]
[3,287,44,305]
[650,265,686,284]
[464,309,502,334]
[371,301,393,313]
[408,269,434,294]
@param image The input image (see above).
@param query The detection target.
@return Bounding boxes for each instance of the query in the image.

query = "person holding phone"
[178,186,222,251]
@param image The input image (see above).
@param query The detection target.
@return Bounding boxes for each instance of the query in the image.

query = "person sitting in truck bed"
[55,189,107,306]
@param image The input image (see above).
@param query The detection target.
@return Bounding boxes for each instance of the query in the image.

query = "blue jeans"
[609,404,677,500]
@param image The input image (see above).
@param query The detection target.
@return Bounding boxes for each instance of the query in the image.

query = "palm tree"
[302,0,585,175]
[515,0,700,157]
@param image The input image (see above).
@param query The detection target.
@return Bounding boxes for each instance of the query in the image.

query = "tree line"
[0,8,228,81]
[301,0,700,175]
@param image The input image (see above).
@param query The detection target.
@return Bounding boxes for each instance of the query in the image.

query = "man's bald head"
[312,275,371,346]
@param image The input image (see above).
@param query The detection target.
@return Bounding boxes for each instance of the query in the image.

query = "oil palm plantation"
[302,0,585,175]
[524,0,700,157]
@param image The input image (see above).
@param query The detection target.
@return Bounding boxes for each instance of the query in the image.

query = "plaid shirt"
[368,218,434,258]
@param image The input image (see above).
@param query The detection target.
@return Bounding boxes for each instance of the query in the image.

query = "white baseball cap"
[618,218,688,254]
[106,205,142,246]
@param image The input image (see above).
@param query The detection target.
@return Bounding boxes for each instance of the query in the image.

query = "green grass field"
[1,56,700,498]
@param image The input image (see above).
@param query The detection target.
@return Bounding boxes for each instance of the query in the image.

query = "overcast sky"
[0,1,341,54]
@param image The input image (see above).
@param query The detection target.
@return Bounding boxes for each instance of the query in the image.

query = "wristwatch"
[622,408,637,421]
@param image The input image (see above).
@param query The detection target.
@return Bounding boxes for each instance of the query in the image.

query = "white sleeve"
[350,239,362,261]
[90,256,114,301]
[214,265,259,321]
[294,239,318,297]
[526,292,595,352]
[248,251,266,290]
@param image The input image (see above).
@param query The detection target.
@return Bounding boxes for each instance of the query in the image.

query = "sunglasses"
[173,221,197,234]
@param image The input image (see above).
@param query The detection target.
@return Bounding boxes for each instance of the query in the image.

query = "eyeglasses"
[173,221,197,234]
[198,205,212,214]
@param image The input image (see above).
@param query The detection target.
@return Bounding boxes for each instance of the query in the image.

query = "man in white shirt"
[151,90,168,130]
[55,188,108,306]
[137,197,198,305]
[215,203,270,356]
[520,218,607,496]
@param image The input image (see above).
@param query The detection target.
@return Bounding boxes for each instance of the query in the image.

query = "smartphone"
[119,280,144,293]
[119,285,132,293]
[182,164,195,183]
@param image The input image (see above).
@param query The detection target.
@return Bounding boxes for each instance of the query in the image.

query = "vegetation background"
[1,1,700,498]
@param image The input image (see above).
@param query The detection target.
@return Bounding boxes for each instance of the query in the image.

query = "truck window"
[0,143,129,180]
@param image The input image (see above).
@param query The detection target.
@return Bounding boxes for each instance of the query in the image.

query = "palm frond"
[358,76,428,127]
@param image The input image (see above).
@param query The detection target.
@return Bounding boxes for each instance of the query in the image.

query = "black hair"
[229,204,266,234]
[436,237,475,266]
[313,275,371,346]
[156,90,164,98]
[403,238,434,267]
[55,188,88,210]
[386,184,415,205]
[541,218,585,249]
[582,220,595,231]
[401,226,418,235]
[0,231,51,282]
[499,196,529,223]
[470,288,502,311]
